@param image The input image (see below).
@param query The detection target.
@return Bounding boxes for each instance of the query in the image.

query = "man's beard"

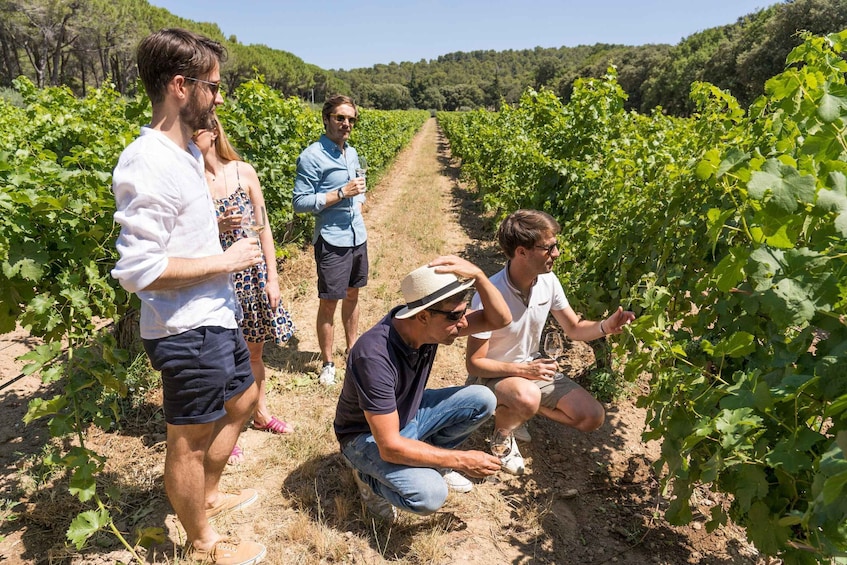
[181,92,213,132]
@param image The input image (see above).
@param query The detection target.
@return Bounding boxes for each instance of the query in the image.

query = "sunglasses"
[426,305,468,321]
[534,242,559,254]
[329,113,357,125]
[185,76,222,96]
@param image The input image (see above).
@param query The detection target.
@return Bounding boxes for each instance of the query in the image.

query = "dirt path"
[0,118,764,564]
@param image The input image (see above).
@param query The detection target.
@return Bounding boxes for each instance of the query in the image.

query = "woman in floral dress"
[194,116,296,464]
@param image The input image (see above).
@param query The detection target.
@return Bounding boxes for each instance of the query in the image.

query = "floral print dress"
[214,163,296,345]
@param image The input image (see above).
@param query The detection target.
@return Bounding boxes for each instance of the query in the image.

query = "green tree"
[365,82,414,110]
[533,56,560,90]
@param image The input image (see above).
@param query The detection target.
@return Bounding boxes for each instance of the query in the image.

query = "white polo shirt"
[471,264,569,365]
[111,127,238,339]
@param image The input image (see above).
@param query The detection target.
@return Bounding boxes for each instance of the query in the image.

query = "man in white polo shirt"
[465,209,634,475]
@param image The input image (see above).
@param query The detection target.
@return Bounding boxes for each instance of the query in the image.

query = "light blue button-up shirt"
[293,134,367,247]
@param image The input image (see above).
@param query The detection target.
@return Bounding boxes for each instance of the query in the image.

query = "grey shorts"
[465,373,582,410]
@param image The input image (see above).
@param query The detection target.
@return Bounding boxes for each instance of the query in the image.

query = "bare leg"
[247,341,271,426]
[204,382,259,505]
[341,286,360,352]
[164,383,257,551]
[164,422,219,550]
[317,298,339,364]
[537,388,605,432]
[492,377,542,432]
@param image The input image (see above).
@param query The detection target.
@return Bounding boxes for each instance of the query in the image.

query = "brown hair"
[321,94,357,123]
[136,28,226,105]
[497,209,560,258]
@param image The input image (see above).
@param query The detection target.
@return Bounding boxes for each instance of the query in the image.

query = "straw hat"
[394,265,475,319]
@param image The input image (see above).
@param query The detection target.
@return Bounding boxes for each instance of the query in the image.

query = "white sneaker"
[513,422,532,443]
[351,469,398,523]
[440,469,473,493]
[496,434,526,476]
[318,363,336,385]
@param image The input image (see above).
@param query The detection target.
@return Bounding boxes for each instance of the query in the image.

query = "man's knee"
[575,400,605,432]
[227,381,259,418]
[344,287,359,301]
[466,384,497,418]
[318,298,339,317]
[407,477,449,515]
[496,381,541,418]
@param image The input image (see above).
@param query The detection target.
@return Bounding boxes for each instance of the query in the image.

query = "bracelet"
[337,187,345,199]
[599,320,607,336]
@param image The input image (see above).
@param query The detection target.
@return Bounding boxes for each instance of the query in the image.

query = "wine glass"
[490,429,512,459]
[240,203,265,251]
[542,331,565,381]
[355,155,367,192]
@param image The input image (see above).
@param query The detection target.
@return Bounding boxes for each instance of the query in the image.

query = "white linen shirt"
[111,127,238,339]
[470,265,569,365]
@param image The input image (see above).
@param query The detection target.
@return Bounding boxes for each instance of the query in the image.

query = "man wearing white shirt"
[465,210,634,476]
[111,28,266,564]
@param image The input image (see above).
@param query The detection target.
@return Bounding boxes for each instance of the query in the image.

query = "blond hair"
[209,115,241,162]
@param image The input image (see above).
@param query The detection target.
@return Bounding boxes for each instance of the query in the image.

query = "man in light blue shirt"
[293,94,368,385]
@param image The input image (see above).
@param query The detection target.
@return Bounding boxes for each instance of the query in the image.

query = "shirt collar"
[140,126,203,167]
[319,133,346,155]
[505,261,537,305]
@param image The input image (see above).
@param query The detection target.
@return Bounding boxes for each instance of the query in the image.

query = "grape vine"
[440,30,847,564]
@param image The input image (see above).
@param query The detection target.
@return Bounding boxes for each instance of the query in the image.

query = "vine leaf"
[67,508,110,550]
[748,159,816,214]
[816,82,847,123]
[747,502,791,556]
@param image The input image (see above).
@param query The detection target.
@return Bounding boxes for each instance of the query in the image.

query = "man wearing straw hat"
[334,255,511,523]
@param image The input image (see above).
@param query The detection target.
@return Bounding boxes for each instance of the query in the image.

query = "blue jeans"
[341,385,496,515]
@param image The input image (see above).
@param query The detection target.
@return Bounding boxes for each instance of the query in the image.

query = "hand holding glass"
[356,155,367,192]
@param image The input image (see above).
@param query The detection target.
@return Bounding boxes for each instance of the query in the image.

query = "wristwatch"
[337,187,345,199]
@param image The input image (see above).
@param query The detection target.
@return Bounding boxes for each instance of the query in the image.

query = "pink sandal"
[253,416,294,435]
[228,445,245,466]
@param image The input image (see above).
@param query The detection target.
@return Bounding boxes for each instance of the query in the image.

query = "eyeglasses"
[185,76,222,96]
[426,305,468,321]
[329,113,357,125]
[534,242,559,254]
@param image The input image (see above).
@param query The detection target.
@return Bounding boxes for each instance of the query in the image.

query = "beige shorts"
[465,373,582,410]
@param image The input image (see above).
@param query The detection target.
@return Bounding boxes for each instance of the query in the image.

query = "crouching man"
[333,255,511,522]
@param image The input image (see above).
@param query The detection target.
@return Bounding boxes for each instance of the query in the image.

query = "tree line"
[339,0,847,114]
[2,0,847,116]
[0,0,344,101]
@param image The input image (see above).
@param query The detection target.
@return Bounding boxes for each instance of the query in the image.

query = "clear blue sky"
[149,0,773,70]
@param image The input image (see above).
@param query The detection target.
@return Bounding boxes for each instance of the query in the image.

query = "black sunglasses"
[426,305,468,321]
[534,242,559,254]
[329,113,357,125]
[185,76,221,96]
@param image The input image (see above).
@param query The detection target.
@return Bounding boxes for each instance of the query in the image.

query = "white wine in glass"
[542,331,565,381]
[241,204,265,253]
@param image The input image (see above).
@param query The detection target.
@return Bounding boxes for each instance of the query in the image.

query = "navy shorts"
[315,236,369,300]
[142,326,254,425]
